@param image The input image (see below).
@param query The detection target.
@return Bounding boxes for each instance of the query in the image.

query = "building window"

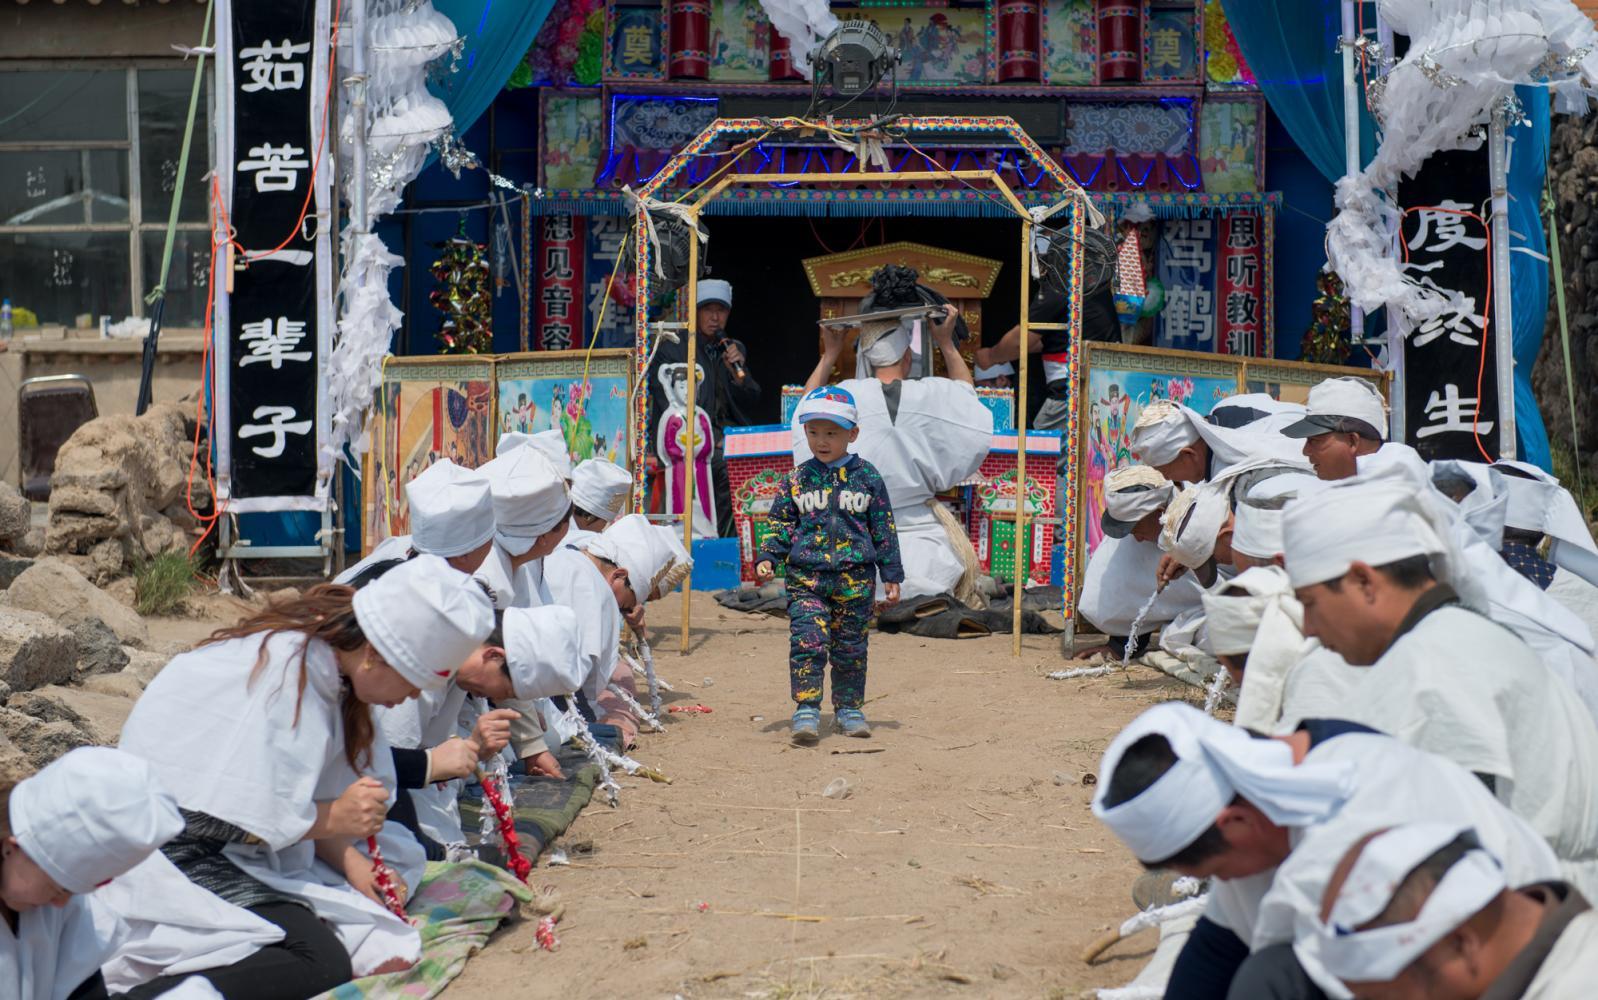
[0,66,213,329]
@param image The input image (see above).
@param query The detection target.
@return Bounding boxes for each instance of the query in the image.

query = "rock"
[0,608,79,690]
[8,690,84,726]
[0,680,10,704]
[0,483,29,542]
[105,576,137,608]
[81,671,146,700]
[5,557,150,647]
[0,730,30,782]
[123,647,170,687]
[13,527,44,558]
[0,708,96,769]
[265,587,301,605]
[0,554,33,589]
[26,685,132,742]
[73,617,129,679]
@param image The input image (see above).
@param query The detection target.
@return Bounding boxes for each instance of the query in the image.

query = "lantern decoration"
[1096,1,1142,83]
[996,0,1041,82]
[769,27,803,81]
[669,0,711,79]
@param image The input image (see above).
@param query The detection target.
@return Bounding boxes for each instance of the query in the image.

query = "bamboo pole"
[1013,214,1032,656]
[680,218,700,655]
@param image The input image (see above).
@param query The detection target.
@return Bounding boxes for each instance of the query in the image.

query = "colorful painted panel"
[365,360,496,549]
[1043,0,1096,84]
[1144,10,1197,82]
[606,3,666,80]
[707,0,767,80]
[852,9,985,85]
[1065,102,1194,157]
[1199,98,1261,194]
[540,91,605,191]
[1203,0,1256,88]
[495,350,634,467]
[610,95,720,152]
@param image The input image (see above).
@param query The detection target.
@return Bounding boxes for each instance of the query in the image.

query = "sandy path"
[449,591,1200,999]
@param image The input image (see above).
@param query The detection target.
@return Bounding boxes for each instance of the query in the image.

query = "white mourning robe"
[1199,732,1559,952]
[333,534,413,585]
[543,539,620,711]
[1550,567,1598,648]
[474,543,562,757]
[1274,645,1362,735]
[1078,534,1204,636]
[105,633,422,983]
[1522,909,1598,998]
[375,685,478,846]
[1338,604,1598,899]
[1,893,127,1000]
[793,377,991,601]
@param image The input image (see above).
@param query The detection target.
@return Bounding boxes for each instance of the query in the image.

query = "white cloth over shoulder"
[334,533,412,585]
[110,631,421,979]
[794,377,991,601]
[1078,534,1202,636]
[1,893,130,1000]
[1131,400,1305,476]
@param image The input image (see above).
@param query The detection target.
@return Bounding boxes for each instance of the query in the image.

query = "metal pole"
[347,0,368,238]
[1488,114,1517,459]
[680,225,700,655]
[1341,0,1366,343]
[1376,9,1405,440]
[1012,219,1031,655]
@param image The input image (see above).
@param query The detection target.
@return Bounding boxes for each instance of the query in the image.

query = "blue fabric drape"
[1507,85,1552,470]
[1218,0,1377,184]
[431,0,557,137]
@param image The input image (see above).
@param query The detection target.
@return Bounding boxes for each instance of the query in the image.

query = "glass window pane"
[0,70,127,142]
[140,229,211,328]
[138,69,211,223]
[0,232,132,327]
[0,151,130,226]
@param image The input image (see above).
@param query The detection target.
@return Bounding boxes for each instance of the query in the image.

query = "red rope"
[477,767,532,882]
[366,835,410,920]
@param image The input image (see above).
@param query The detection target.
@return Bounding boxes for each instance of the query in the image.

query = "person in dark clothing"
[647,278,761,537]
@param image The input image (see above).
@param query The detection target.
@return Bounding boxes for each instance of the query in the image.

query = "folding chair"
[18,374,97,501]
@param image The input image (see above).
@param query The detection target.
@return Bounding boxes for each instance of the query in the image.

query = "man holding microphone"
[648,278,762,536]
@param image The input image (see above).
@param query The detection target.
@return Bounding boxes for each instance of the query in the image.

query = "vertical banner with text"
[1397,147,1498,461]
[535,213,585,350]
[1216,213,1264,356]
[216,0,332,508]
[1154,218,1216,352]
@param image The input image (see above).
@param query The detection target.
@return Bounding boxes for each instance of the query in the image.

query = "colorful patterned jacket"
[759,455,904,584]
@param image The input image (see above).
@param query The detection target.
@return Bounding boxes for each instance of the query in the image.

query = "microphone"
[714,330,746,380]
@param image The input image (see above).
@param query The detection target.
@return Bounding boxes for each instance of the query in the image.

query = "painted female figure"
[655,363,717,539]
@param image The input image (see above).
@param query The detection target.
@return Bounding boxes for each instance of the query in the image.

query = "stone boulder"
[12,527,44,559]
[0,554,32,590]
[0,482,29,543]
[15,686,133,743]
[72,617,130,678]
[43,402,209,583]
[0,730,29,782]
[0,608,78,691]
[81,671,146,700]
[5,557,150,647]
[123,647,170,687]
[0,707,95,770]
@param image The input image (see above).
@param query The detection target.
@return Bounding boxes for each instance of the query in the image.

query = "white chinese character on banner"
[1164,220,1213,270]
[590,218,626,259]
[238,405,312,458]
[1406,200,1487,254]
[1164,287,1214,345]
[239,318,312,369]
[239,40,311,93]
[1413,299,1485,348]
[1417,384,1493,439]
[238,144,310,193]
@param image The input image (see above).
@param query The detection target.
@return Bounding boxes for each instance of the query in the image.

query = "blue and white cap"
[796,385,858,430]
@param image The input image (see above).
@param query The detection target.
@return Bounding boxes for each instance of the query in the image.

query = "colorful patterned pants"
[786,567,874,710]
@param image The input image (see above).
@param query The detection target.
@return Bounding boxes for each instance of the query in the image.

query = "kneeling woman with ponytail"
[100,556,493,1000]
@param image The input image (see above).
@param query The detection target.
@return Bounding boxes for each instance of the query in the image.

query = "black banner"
[1396,147,1499,462]
[227,0,322,498]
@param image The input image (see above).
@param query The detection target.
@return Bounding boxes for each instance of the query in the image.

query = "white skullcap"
[1091,702,1356,864]
[570,458,632,522]
[496,431,531,457]
[353,554,495,692]
[1131,399,1200,467]
[1296,824,1504,986]
[1281,377,1388,441]
[403,459,495,558]
[9,746,183,894]
[481,446,570,556]
[697,278,732,308]
[584,513,694,607]
[1232,473,1326,561]
[502,605,585,700]
[1431,460,1507,548]
[974,361,1015,380]
[1281,480,1447,589]
[1200,566,1311,732]
[530,429,574,481]
[1159,483,1231,568]
[1102,465,1175,538]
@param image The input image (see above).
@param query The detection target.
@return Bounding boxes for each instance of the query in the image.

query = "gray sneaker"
[835,708,872,738]
[791,706,821,745]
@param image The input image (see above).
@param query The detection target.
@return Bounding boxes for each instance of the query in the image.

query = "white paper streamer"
[757,0,840,81]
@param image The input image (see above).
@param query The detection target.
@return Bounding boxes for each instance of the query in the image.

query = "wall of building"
[0,2,207,62]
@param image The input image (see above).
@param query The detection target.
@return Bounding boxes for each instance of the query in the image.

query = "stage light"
[1031,225,1114,323]
[648,210,708,295]
[809,21,900,98]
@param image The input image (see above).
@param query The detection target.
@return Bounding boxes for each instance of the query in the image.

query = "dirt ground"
[443,591,1203,1000]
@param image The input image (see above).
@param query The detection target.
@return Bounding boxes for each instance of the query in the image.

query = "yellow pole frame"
[644,169,1073,659]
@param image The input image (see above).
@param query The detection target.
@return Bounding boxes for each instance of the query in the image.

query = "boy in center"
[756,385,903,745]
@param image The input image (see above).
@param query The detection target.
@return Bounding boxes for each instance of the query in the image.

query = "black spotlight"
[648,210,708,295]
[1031,225,1115,326]
[806,21,900,117]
